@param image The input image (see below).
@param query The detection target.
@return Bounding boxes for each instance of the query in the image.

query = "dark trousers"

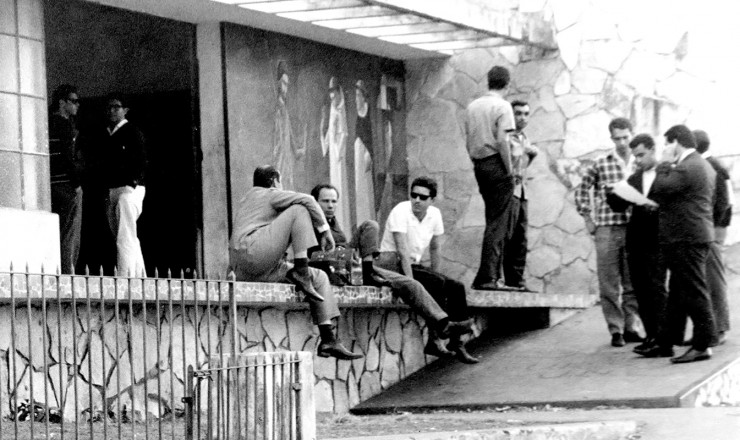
[658,243,717,351]
[503,196,527,286]
[627,241,667,340]
[411,264,469,322]
[51,182,83,274]
[473,154,514,284]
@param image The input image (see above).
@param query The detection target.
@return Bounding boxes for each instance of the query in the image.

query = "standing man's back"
[465,66,516,291]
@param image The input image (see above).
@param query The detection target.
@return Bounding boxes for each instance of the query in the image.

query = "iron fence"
[0,267,314,440]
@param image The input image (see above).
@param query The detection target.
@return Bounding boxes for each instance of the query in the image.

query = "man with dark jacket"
[94,94,147,277]
[650,125,717,363]
[49,85,84,274]
[606,134,667,355]
[693,129,730,345]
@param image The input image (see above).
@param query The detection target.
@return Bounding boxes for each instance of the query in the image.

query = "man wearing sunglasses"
[49,84,84,274]
[378,177,478,363]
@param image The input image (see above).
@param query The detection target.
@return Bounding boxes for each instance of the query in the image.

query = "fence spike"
[180,268,185,279]
[228,270,236,282]
[56,265,61,276]
[193,269,199,280]
[9,261,13,272]
[25,262,30,273]
[167,268,172,279]
[114,266,119,277]
[154,267,160,279]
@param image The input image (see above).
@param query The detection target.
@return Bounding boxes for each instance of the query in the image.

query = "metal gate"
[185,352,316,440]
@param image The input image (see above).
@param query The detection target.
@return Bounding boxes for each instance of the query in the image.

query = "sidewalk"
[323,407,740,440]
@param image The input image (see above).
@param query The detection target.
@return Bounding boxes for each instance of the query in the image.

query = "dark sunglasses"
[410,192,430,201]
[67,98,80,104]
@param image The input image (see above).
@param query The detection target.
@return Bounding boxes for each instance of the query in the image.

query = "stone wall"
[0,274,490,416]
[404,0,696,294]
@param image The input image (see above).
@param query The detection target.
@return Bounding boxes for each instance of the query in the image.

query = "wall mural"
[225,24,406,234]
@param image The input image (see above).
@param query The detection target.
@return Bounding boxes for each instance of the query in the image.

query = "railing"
[0,267,313,440]
[188,352,315,440]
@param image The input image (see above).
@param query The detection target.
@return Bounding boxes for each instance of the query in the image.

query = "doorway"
[44,0,201,276]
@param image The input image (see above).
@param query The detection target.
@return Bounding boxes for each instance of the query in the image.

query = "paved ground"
[355,245,740,413]
[324,407,740,439]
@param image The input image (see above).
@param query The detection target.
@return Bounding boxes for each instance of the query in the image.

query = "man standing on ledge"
[464,66,516,291]
[97,94,147,277]
[230,166,362,360]
[49,84,84,274]
[502,100,539,291]
[575,117,643,347]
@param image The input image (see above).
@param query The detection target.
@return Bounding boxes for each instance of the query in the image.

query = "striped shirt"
[575,152,631,226]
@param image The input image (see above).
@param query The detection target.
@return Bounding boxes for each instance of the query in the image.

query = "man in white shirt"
[378,177,477,363]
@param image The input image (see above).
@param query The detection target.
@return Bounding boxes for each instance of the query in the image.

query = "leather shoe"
[424,338,454,358]
[716,331,728,346]
[318,341,364,360]
[624,332,645,343]
[363,271,392,288]
[611,333,625,347]
[671,347,712,364]
[634,338,655,352]
[450,344,480,364]
[286,268,324,302]
[635,344,673,358]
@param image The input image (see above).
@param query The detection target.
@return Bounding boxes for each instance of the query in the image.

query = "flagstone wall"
[404,0,697,295]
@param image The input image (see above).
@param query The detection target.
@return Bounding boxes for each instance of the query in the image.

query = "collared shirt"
[464,91,515,160]
[575,151,631,226]
[108,119,128,136]
[642,167,656,196]
[379,201,444,264]
[677,148,696,164]
[510,131,536,199]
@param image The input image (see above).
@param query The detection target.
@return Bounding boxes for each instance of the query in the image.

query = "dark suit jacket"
[606,169,659,251]
[651,151,716,245]
[706,155,732,227]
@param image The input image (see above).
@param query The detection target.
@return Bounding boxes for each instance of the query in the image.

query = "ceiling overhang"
[85,0,555,59]
[211,0,556,56]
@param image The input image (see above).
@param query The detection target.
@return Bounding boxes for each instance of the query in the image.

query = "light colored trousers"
[230,205,340,324]
[594,225,643,336]
[107,185,146,277]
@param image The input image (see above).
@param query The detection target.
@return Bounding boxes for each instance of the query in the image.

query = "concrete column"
[196,22,230,277]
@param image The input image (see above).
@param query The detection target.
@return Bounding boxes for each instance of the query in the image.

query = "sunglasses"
[410,192,431,201]
[67,98,80,104]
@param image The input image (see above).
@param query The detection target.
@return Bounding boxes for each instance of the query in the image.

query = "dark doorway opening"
[45,0,201,277]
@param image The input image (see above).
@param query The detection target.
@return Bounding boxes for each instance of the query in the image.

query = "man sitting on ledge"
[229,165,362,360]
[309,183,477,363]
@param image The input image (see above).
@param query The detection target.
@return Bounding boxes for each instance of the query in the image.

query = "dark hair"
[487,66,510,90]
[664,124,696,149]
[253,165,281,188]
[276,60,288,82]
[511,100,528,108]
[608,117,632,134]
[410,176,438,199]
[692,129,710,153]
[106,92,128,108]
[52,84,78,108]
[629,133,655,150]
[311,183,339,200]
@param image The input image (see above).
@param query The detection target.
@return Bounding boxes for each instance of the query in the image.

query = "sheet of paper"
[611,180,656,206]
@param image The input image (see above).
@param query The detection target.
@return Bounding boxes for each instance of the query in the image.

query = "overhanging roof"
[210,0,556,56]
[85,0,555,59]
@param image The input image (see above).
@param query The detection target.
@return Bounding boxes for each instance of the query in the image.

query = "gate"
[185,352,316,440]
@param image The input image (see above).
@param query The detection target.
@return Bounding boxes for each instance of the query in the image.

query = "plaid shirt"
[575,152,631,226]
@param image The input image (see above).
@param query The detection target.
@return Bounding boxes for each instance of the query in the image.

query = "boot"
[286,267,324,302]
[362,262,392,287]
[449,337,479,364]
[318,321,363,360]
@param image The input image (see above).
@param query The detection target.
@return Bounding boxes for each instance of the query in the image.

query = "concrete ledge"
[335,420,639,440]
[679,357,740,407]
[467,289,597,309]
